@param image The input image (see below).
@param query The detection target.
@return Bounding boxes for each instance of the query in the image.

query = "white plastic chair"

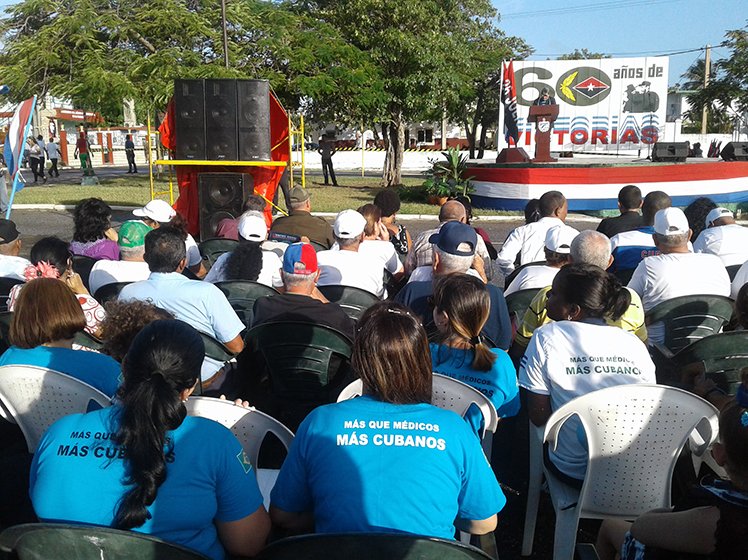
[521,384,719,560]
[337,373,499,457]
[0,365,112,453]
[185,396,295,508]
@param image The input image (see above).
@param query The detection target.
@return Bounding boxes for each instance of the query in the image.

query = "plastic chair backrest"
[255,532,492,560]
[726,264,741,282]
[215,280,279,328]
[0,277,23,312]
[198,238,239,267]
[71,255,97,291]
[544,384,718,518]
[505,288,541,317]
[645,294,734,354]
[0,365,111,452]
[673,331,748,395]
[317,284,380,322]
[0,523,209,560]
[338,374,499,451]
[245,321,353,397]
[93,281,132,304]
[198,331,237,363]
[73,330,104,352]
[185,396,294,466]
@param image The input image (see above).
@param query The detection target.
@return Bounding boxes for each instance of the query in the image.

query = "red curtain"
[158,91,290,236]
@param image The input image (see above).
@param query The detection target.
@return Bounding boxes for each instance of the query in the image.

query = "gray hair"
[281,270,316,289]
[653,232,689,250]
[120,245,145,261]
[434,245,473,274]
[336,236,361,249]
[570,230,611,270]
[289,199,309,211]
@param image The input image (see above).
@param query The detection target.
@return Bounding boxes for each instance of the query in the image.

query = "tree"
[677,57,731,133]
[686,25,748,134]
[557,48,609,60]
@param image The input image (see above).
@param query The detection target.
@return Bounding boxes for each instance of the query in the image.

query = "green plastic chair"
[93,281,133,304]
[255,533,492,560]
[317,284,380,322]
[73,330,104,352]
[505,288,541,318]
[0,523,209,560]
[215,280,279,328]
[672,331,748,395]
[71,255,97,292]
[198,237,238,267]
[645,294,734,356]
[244,321,354,430]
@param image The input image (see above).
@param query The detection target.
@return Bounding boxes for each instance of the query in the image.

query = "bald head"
[439,200,466,223]
[642,191,672,225]
[570,230,613,270]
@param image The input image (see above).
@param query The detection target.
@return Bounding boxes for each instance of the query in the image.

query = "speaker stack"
[198,173,254,239]
[651,142,688,163]
[721,142,748,162]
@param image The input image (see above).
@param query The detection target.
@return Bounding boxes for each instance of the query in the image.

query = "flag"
[3,96,36,181]
[502,61,520,145]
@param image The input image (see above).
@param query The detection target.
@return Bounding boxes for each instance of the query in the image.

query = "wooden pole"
[701,44,710,135]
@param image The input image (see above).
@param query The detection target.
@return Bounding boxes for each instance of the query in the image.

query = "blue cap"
[428,221,477,256]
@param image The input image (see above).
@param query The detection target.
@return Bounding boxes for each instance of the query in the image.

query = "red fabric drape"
[158,91,290,236]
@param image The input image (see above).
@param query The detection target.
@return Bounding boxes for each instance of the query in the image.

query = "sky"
[494,0,743,86]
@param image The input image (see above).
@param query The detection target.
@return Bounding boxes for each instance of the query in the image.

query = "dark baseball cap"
[0,219,20,244]
[428,221,477,256]
[289,187,310,204]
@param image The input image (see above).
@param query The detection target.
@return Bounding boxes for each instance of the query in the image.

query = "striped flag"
[502,61,520,145]
[3,96,37,218]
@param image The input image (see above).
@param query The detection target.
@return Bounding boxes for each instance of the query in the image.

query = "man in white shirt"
[119,227,245,381]
[496,190,577,277]
[627,207,731,345]
[692,207,748,267]
[316,210,385,297]
[0,219,30,281]
[504,224,577,296]
[89,220,152,295]
[45,137,61,178]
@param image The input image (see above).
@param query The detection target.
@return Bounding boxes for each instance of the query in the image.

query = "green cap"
[118,220,152,249]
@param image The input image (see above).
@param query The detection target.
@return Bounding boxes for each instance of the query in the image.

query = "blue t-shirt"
[270,395,505,539]
[30,407,264,560]
[430,344,520,434]
[0,345,121,397]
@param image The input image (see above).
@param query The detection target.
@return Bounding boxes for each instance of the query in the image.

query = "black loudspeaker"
[205,79,238,161]
[237,80,271,161]
[198,173,253,240]
[174,79,206,160]
[651,142,688,163]
[721,142,748,162]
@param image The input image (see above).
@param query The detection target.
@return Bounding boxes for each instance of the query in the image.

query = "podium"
[528,104,559,163]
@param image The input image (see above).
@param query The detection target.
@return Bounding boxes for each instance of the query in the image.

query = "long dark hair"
[224,241,263,281]
[113,320,205,529]
[73,198,112,243]
[553,263,630,321]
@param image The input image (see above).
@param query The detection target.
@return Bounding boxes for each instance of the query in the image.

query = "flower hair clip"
[23,261,60,282]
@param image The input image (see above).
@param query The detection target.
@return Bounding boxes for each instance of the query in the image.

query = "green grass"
[13,172,514,217]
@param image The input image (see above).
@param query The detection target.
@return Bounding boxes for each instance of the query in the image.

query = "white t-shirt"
[203,250,283,288]
[627,252,731,344]
[88,259,151,295]
[504,264,560,296]
[692,224,748,267]
[358,239,403,276]
[0,254,31,281]
[408,265,482,284]
[731,261,748,299]
[519,320,656,480]
[316,249,385,297]
[185,233,202,268]
[496,217,575,276]
[45,142,60,159]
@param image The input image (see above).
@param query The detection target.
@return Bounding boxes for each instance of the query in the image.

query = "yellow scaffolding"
[147,116,175,204]
[287,114,306,189]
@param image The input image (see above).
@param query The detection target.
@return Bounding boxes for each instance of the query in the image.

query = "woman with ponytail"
[519,263,657,486]
[431,274,520,434]
[30,320,270,559]
[596,373,748,560]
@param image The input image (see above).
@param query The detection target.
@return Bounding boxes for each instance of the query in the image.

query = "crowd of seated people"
[2,182,748,560]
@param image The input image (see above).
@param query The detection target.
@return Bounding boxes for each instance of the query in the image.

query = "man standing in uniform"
[125,134,138,174]
[318,133,338,186]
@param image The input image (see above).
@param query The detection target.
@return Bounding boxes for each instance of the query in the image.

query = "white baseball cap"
[545,225,578,254]
[237,213,268,242]
[653,207,689,236]
[705,207,733,227]
[133,199,176,223]
[333,209,366,239]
